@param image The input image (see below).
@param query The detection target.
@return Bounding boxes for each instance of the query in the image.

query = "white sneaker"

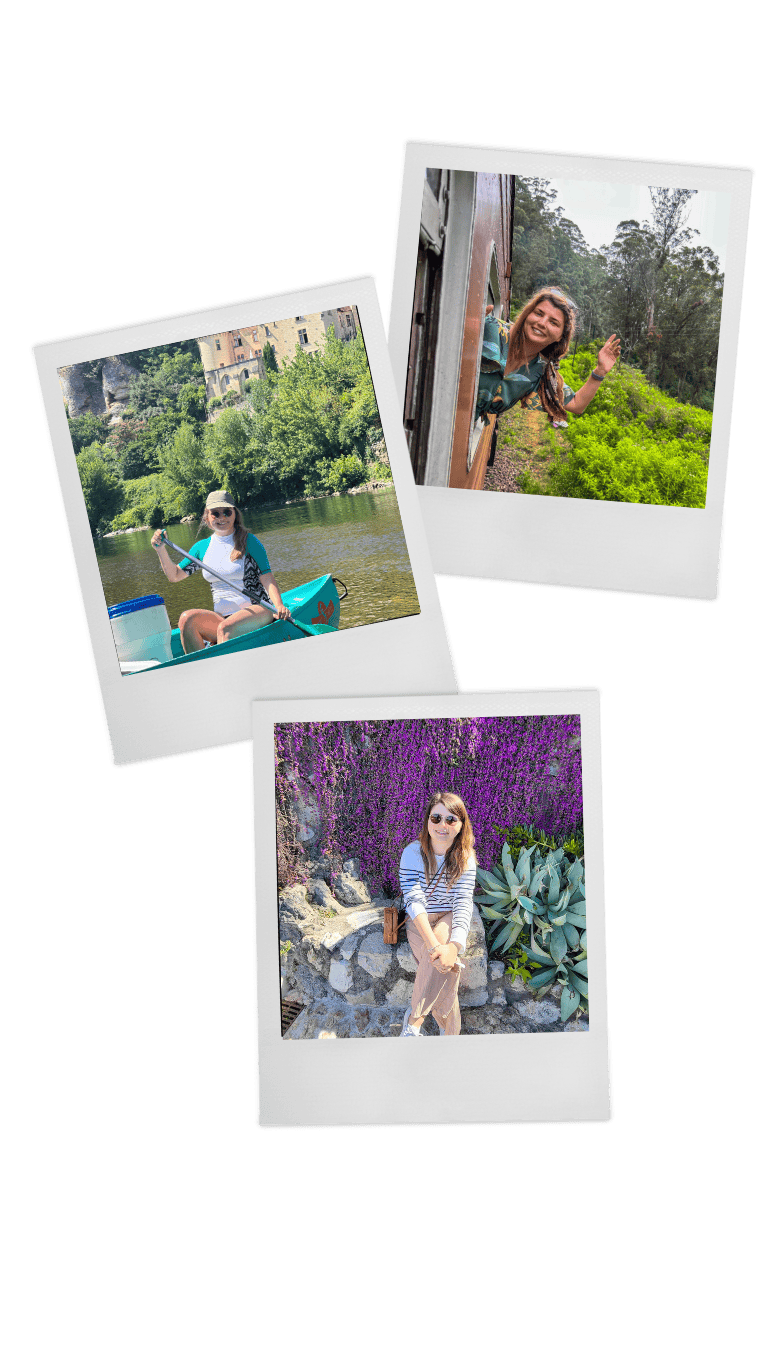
[400,1006,422,1037]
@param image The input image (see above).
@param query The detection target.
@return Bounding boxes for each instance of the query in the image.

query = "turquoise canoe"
[113,574,345,673]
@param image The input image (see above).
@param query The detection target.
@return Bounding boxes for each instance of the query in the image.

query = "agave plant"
[476,841,588,1022]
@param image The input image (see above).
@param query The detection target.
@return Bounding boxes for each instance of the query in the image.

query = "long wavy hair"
[501,287,577,422]
[197,503,252,561]
[418,791,475,887]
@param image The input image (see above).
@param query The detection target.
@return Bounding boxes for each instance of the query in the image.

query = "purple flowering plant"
[275,715,583,895]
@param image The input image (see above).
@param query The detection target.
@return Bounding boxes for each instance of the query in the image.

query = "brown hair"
[502,287,577,423]
[197,504,252,561]
[418,791,475,887]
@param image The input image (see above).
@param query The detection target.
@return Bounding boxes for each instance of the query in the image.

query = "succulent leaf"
[528,967,556,991]
[550,925,568,964]
[563,922,581,951]
[527,933,553,966]
[561,985,580,1022]
[515,846,532,886]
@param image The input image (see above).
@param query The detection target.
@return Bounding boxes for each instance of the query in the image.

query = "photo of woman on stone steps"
[398,792,477,1038]
[276,714,588,1039]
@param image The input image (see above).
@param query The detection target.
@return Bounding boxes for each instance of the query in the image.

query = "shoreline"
[102,480,394,537]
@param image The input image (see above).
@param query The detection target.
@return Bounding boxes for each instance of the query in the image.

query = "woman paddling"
[398,792,477,1037]
[151,490,290,654]
[476,287,621,430]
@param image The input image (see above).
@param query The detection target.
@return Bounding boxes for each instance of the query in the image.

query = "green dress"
[475,316,575,424]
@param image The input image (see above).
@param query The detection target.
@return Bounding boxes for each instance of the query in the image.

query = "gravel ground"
[484,407,566,493]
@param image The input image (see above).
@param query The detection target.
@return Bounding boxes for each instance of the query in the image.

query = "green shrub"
[524,348,711,508]
[366,459,391,482]
[209,395,222,410]
[495,822,584,866]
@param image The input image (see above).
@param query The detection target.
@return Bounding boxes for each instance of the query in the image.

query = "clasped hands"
[430,941,459,974]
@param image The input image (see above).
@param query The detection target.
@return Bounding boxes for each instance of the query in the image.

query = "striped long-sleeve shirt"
[398,840,477,953]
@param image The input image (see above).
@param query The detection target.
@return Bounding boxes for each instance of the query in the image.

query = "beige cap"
[204,490,236,511]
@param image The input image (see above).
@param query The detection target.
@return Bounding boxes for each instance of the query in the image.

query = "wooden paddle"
[157,530,329,639]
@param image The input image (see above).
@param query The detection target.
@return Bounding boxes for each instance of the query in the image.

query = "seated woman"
[477,287,621,430]
[399,792,477,1038]
[150,489,290,653]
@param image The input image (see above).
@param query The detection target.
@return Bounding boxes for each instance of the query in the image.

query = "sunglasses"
[429,813,460,825]
[211,507,234,517]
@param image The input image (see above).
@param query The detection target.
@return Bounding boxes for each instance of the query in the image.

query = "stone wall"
[279,860,588,1039]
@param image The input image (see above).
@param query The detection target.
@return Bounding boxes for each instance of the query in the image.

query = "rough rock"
[333,869,371,906]
[307,854,332,880]
[305,879,344,913]
[514,996,562,1026]
[344,906,383,932]
[101,355,139,420]
[357,930,393,979]
[396,942,418,975]
[385,979,415,1007]
[342,858,361,878]
[564,1017,589,1032]
[328,957,354,994]
[58,355,139,421]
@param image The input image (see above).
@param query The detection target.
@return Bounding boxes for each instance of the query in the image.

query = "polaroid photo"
[254,689,608,1126]
[390,143,752,597]
[35,277,456,763]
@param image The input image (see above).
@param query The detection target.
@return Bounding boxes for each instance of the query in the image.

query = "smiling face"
[524,298,567,352]
[207,505,236,535]
[427,802,463,856]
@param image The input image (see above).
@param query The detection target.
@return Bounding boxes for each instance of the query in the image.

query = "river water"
[94,487,419,630]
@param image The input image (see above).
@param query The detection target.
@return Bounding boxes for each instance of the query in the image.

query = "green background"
[7,5,759,1360]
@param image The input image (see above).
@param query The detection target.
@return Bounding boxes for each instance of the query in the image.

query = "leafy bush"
[209,395,222,409]
[366,459,392,482]
[524,349,711,508]
[68,412,110,455]
[321,453,367,493]
[495,822,584,866]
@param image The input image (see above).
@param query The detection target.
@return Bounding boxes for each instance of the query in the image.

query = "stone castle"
[58,306,360,420]
[198,306,359,401]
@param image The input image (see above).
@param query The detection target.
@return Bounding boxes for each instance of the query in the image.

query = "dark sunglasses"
[211,507,234,517]
[430,813,459,825]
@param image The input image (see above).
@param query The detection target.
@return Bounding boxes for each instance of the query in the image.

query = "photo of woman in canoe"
[476,287,621,429]
[151,489,290,654]
[398,791,477,1037]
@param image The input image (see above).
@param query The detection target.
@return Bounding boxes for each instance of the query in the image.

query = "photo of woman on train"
[476,288,621,430]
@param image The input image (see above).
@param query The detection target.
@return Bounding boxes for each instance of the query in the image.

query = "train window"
[467,243,501,471]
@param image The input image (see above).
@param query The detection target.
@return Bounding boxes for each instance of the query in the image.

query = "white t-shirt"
[179,531,271,616]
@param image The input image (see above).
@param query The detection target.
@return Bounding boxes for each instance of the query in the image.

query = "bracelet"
[590,370,606,382]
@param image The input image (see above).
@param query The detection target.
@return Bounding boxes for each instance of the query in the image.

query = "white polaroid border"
[254,689,608,1126]
[35,277,456,763]
[390,143,752,598]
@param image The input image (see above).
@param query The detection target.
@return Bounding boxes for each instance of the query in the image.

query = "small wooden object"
[383,905,402,945]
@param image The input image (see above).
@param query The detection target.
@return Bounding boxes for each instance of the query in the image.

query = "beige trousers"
[405,910,462,1036]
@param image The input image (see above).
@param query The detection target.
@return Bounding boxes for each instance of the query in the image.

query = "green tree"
[203,407,260,506]
[68,412,110,455]
[157,422,215,516]
[262,341,278,374]
[76,443,125,533]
